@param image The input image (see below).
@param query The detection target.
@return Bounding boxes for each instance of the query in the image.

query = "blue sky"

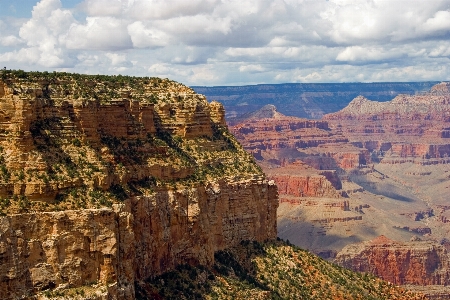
[1,0,450,86]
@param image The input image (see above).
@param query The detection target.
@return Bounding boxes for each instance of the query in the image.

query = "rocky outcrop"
[231,117,335,151]
[0,179,277,299]
[324,84,450,160]
[0,71,278,299]
[230,105,369,171]
[265,162,342,198]
[335,236,450,286]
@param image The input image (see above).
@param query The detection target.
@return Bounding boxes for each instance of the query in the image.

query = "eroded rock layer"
[335,236,450,286]
[0,71,278,299]
[232,83,450,298]
[0,179,277,299]
[324,84,450,162]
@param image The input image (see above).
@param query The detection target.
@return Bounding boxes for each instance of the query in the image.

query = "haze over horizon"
[0,0,450,86]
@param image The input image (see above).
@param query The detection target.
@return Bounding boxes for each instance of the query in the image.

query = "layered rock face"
[231,83,450,298]
[230,104,367,170]
[0,71,278,299]
[265,161,342,199]
[335,236,450,286]
[229,104,369,205]
[0,179,277,299]
[324,87,450,162]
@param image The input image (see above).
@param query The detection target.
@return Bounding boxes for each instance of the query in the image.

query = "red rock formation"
[265,161,342,198]
[335,236,450,286]
[323,83,450,161]
[230,105,370,171]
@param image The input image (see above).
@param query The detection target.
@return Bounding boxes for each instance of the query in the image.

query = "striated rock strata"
[0,179,277,299]
[0,70,278,299]
[324,83,450,162]
[265,161,342,199]
[335,235,450,286]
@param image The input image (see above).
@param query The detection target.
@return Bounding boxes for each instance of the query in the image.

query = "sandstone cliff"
[335,236,450,298]
[230,104,368,171]
[265,161,342,198]
[0,70,278,299]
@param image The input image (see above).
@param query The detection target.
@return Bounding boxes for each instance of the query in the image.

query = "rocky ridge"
[0,70,278,299]
[138,240,425,299]
[324,84,450,160]
[335,235,450,285]
[231,82,450,298]
[193,81,438,120]
[335,235,450,298]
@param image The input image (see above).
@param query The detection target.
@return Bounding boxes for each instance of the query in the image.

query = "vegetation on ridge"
[0,69,186,104]
[136,240,425,300]
[0,70,262,215]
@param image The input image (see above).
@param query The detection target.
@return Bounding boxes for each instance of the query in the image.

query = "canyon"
[193,81,438,121]
[0,70,434,300]
[228,82,450,298]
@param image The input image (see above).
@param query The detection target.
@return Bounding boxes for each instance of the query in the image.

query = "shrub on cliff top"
[138,240,426,300]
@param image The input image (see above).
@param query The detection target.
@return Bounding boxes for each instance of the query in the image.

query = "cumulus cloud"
[0,36,24,47]
[336,46,404,63]
[105,53,130,67]
[79,0,125,17]
[1,0,450,85]
[421,10,450,35]
[65,17,133,50]
[128,21,170,48]
[239,64,266,73]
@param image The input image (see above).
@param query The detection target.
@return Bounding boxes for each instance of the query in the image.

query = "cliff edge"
[0,70,278,299]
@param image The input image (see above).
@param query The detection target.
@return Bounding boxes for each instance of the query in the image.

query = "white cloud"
[1,0,450,85]
[421,10,450,35]
[429,44,450,57]
[0,48,41,65]
[126,0,218,20]
[105,53,128,66]
[65,17,132,50]
[0,36,24,47]
[79,0,124,16]
[336,46,403,63]
[128,21,170,48]
[239,64,265,73]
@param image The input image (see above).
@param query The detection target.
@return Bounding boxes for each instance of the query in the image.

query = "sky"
[0,0,450,86]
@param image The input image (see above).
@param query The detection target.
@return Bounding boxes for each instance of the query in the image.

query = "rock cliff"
[230,105,368,170]
[265,161,342,199]
[229,84,450,299]
[0,70,278,299]
[335,236,450,297]
[323,84,450,161]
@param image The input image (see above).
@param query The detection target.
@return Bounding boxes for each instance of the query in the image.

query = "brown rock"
[0,72,279,299]
[335,236,450,286]
[323,83,450,161]
[0,179,277,299]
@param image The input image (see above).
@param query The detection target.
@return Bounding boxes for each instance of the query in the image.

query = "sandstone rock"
[0,71,279,299]
[0,179,277,299]
[230,105,369,171]
[335,236,450,286]
[265,161,342,198]
[324,83,450,161]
